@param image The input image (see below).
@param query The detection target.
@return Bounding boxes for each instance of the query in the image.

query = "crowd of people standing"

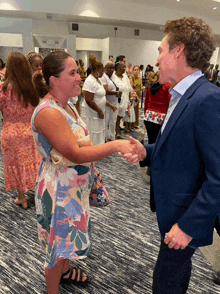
[1,15,220,294]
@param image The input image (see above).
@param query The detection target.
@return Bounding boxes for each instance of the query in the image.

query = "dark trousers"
[153,241,195,294]
[134,101,139,127]
[144,120,161,144]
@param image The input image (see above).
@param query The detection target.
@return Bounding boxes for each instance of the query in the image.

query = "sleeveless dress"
[31,99,93,269]
[0,84,42,192]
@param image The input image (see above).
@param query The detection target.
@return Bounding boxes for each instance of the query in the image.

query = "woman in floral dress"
[0,52,42,209]
[32,50,137,294]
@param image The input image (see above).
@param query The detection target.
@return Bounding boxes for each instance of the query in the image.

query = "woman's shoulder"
[34,99,62,115]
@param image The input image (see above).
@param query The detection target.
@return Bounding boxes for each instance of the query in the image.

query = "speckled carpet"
[0,109,219,294]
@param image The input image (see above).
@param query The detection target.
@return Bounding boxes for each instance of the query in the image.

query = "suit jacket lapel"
[152,76,208,160]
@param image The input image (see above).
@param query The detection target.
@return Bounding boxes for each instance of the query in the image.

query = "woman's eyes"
[71,71,77,75]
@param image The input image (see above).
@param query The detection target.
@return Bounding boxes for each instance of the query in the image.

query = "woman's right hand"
[98,110,104,119]
[118,90,122,97]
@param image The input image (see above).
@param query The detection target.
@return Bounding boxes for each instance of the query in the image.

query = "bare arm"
[84,91,100,113]
[34,108,134,164]
[84,90,104,118]
[130,76,134,88]
[106,100,117,112]
[103,84,121,96]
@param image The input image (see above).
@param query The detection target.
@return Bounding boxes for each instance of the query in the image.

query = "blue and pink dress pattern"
[31,99,93,269]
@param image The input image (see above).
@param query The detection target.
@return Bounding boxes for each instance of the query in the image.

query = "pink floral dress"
[0,84,42,192]
[31,99,93,269]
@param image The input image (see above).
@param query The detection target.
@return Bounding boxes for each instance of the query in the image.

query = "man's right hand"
[119,136,147,164]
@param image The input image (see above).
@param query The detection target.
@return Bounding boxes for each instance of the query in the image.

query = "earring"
[96,73,99,78]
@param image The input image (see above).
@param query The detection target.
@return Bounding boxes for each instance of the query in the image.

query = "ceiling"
[0,0,220,35]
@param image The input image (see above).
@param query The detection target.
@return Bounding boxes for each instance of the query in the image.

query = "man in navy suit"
[122,17,220,293]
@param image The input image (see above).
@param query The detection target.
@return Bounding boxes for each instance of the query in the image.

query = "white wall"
[69,22,164,41]
[102,38,109,65]
[0,47,12,63]
[109,37,160,69]
[32,20,68,36]
[0,33,22,47]
[210,47,220,65]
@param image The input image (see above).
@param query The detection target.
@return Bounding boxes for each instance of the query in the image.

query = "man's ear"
[175,43,185,59]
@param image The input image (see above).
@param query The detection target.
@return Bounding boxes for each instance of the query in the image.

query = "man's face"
[122,58,126,66]
[210,64,214,70]
[215,64,219,70]
[155,35,178,86]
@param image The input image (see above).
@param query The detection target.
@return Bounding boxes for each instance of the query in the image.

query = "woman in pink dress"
[0,52,42,209]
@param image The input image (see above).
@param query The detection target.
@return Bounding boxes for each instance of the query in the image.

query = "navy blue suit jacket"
[142,76,220,248]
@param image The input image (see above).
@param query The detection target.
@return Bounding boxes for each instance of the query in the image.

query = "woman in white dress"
[81,55,115,145]
[100,61,122,141]
[112,62,133,139]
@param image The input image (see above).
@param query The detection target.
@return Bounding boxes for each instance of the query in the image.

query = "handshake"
[117,137,147,164]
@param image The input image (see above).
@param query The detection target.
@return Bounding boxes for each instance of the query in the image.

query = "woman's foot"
[14,197,28,209]
[125,129,130,133]
[60,268,88,285]
[130,128,135,132]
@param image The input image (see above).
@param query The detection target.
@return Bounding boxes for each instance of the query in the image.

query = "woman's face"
[55,57,81,98]
[117,64,126,75]
[133,67,140,76]
[105,65,114,77]
[31,57,43,73]
[95,67,104,78]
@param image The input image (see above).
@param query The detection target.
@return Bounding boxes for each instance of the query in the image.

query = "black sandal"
[60,268,88,286]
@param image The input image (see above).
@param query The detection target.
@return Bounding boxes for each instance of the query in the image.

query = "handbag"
[50,135,92,167]
[89,165,110,207]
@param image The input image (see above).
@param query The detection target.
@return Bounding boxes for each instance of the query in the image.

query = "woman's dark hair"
[0,58,5,69]
[140,65,144,70]
[146,64,151,71]
[3,52,39,107]
[89,55,103,72]
[33,50,71,98]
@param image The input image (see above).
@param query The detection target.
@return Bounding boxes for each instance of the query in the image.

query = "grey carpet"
[0,110,220,294]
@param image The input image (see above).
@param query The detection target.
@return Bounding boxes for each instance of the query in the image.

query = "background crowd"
[0,22,220,292]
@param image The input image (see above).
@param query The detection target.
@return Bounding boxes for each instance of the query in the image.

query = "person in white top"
[81,55,116,145]
[100,61,121,141]
[112,62,133,139]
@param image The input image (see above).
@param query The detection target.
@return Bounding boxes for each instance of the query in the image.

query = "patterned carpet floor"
[0,110,220,293]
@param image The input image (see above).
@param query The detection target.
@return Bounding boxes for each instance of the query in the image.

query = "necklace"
[48,94,66,109]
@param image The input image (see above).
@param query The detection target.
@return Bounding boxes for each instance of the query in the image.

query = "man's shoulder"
[191,77,220,100]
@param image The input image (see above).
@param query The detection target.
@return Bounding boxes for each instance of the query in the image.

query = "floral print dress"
[31,99,93,269]
[0,84,42,192]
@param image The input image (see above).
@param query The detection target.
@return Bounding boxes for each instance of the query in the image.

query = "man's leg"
[153,240,195,294]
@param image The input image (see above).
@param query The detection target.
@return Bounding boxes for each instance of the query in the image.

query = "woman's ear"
[49,75,58,88]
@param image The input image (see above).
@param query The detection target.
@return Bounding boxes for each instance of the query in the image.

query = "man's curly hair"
[164,17,216,72]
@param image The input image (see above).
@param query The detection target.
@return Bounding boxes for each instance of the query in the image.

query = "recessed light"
[177,0,180,2]
[213,7,217,9]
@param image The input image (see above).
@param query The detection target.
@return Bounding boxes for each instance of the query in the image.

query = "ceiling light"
[213,7,217,9]
[177,0,180,2]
